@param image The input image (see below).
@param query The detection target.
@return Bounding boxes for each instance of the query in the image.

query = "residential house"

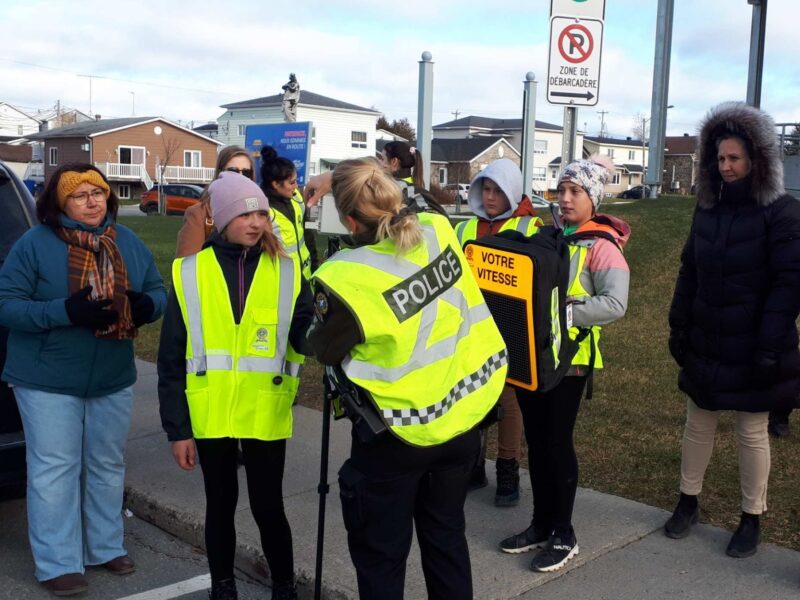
[26,117,222,199]
[581,136,650,196]
[375,128,409,154]
[217,90,381,175]
[0,143,32,180]
[662,134,698,194]
[433,116,584,195]
[193,122,219,140]
[34,107,93,131]
[0,103,40,141]
[429,137,520,188]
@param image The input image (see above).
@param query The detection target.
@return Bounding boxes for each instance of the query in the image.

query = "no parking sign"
[547,16,604,106]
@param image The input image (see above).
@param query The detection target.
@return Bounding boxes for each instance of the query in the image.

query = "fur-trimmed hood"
[696,101,785,209]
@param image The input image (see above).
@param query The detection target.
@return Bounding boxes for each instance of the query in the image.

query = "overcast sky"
[2,0,797,140]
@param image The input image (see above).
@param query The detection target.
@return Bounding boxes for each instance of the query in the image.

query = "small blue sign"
[244,122,312,188]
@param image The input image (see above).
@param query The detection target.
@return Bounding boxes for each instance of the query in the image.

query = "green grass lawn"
[120,200,800,550]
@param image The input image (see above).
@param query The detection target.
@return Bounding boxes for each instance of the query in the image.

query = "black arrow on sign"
[551,91,595,100]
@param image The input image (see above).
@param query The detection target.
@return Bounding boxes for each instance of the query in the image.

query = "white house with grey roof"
[582,135,650,195]
[216,90,380,176]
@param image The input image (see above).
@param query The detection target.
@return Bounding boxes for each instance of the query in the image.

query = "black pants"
[338,428,479,600]
[195,437,293,585]
[516,376,586,535]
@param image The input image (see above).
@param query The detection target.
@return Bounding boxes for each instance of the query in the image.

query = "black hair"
[383,141,424,188]
[260,146,296,195]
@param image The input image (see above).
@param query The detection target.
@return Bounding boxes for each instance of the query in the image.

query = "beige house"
[582,136,650,196]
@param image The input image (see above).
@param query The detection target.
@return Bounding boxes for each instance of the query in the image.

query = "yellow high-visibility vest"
[172,247,303,440]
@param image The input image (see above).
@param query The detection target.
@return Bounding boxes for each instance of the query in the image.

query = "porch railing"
[161,165,215,183]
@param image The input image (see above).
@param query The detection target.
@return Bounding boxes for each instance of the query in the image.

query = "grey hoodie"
[467,158,522,221]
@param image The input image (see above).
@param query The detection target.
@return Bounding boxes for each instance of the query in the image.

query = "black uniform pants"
[516,375,586,535]
[338,427,479,600]
[195,437,293,585]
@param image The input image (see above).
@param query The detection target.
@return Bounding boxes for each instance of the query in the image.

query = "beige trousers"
[680,399,770,514]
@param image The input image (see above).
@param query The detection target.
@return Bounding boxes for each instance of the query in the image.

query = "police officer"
[309,158,508,600]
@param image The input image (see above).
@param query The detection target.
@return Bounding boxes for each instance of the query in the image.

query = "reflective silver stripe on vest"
[327,224,494,383]
[381,349,508,426]
[455,221,468,246]
[181,253,297,375]
[513,217,533,234]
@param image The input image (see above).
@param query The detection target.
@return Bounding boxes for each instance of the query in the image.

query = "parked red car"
[139,183,204,215]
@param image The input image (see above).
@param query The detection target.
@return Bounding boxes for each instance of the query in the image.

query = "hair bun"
[260,146,278,161]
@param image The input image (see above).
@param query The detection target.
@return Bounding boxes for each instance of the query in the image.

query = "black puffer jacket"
[669,102,800,412]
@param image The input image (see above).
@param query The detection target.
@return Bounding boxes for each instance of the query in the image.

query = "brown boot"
[41,573,88,596]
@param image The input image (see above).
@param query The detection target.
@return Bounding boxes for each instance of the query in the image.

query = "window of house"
[48,147,57,166]
[118,146,145,165]
[628,149,636,160]
[533,167,546,181]
[611,170,621,185]
[237,124,246,136]
[18,125,24,135]
[439,167,447,185]
[351,131,367,149]
[184,150,201,167]
[607,148,615,158]
[118,184,131,199]
[551,168,558,179]
[534,140,548,154]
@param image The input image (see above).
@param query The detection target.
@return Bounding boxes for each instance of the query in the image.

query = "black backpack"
[464,225,591,395]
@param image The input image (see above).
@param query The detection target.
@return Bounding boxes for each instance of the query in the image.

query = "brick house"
[26,117,222,200]
[429,137,520,189]
[662,134,698,194]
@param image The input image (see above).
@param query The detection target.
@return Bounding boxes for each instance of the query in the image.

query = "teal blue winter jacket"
[0,216,166,398]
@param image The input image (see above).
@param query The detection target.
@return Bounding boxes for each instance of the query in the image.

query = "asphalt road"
[0,493,270,600]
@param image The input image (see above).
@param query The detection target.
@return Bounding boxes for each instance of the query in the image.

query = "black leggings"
[195,438,293,584]
[516,376,586,535]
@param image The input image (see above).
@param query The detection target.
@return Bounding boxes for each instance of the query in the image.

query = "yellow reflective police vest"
[454,216,541,247]
[566,243,603,369]
[172,247,303,440]
[272,189,311,280]
[313,212,508,447]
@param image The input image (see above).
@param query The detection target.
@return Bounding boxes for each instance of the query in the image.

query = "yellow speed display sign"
[463,242,538,390]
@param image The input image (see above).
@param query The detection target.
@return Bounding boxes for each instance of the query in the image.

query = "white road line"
[114,574,211,600]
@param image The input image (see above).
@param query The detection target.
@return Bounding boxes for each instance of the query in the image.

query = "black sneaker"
[530,531,579,572]
[664,493,699,539]
[726,512,760,558]
[495,458,520,507]
[499,524,549,554]
[209,578,238,600]
[768,420,790,438]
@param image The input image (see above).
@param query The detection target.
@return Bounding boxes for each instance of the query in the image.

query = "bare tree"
[631,112,647,141]
[157,134,181,215]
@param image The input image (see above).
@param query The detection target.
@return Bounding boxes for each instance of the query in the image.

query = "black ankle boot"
[664,493,699,539]
[495,458,520,507]
[726,512,760,558]
[208,578,237,600]
[271,579,298,600]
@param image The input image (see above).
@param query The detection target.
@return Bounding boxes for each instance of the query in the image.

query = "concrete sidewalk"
[127,360,799,599]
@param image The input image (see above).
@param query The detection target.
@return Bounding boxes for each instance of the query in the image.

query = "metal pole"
[521,72,538,197]
[561,107,578,169]
[746,0,767,107]
[645,0,674,198]
[417,51,434,189]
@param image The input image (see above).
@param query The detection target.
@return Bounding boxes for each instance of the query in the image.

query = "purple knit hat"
[208,171,270,232]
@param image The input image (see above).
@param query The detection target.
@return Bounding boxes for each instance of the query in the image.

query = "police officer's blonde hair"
[332,158,423,253]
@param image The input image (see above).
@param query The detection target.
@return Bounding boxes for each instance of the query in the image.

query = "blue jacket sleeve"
[0,233,71,332]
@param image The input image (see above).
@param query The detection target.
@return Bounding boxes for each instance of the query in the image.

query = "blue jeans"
[15,386,133,581]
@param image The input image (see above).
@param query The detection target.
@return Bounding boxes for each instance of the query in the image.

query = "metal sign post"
[520,72,538,196]
[417,51,434,189]
[561,106,578,167]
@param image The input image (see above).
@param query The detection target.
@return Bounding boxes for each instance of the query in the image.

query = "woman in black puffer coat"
[664,102,800,558]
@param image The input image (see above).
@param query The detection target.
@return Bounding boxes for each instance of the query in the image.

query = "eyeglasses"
[68,189,107,205]
[225,167,253,178]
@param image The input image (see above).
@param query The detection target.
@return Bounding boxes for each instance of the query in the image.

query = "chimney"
[95,114,102,121]
[626,136,631,140]
[683,133,689,137]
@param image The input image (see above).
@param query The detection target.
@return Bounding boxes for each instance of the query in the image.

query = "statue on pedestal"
[281,73,300,122]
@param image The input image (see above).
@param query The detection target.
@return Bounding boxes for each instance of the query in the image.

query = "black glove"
[753,354,780,388]
[668,330,688,366]
[65,285,118,330]
[125,289,155,328]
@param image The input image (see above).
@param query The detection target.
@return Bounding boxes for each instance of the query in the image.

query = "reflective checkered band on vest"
[381,348,508,426]
[180,253,300,375]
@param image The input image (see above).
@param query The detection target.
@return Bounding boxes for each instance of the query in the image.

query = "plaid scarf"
[56,223,137,340]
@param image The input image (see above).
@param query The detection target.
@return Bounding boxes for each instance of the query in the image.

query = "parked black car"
[617,185,652,199]
[0,160,36,494]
